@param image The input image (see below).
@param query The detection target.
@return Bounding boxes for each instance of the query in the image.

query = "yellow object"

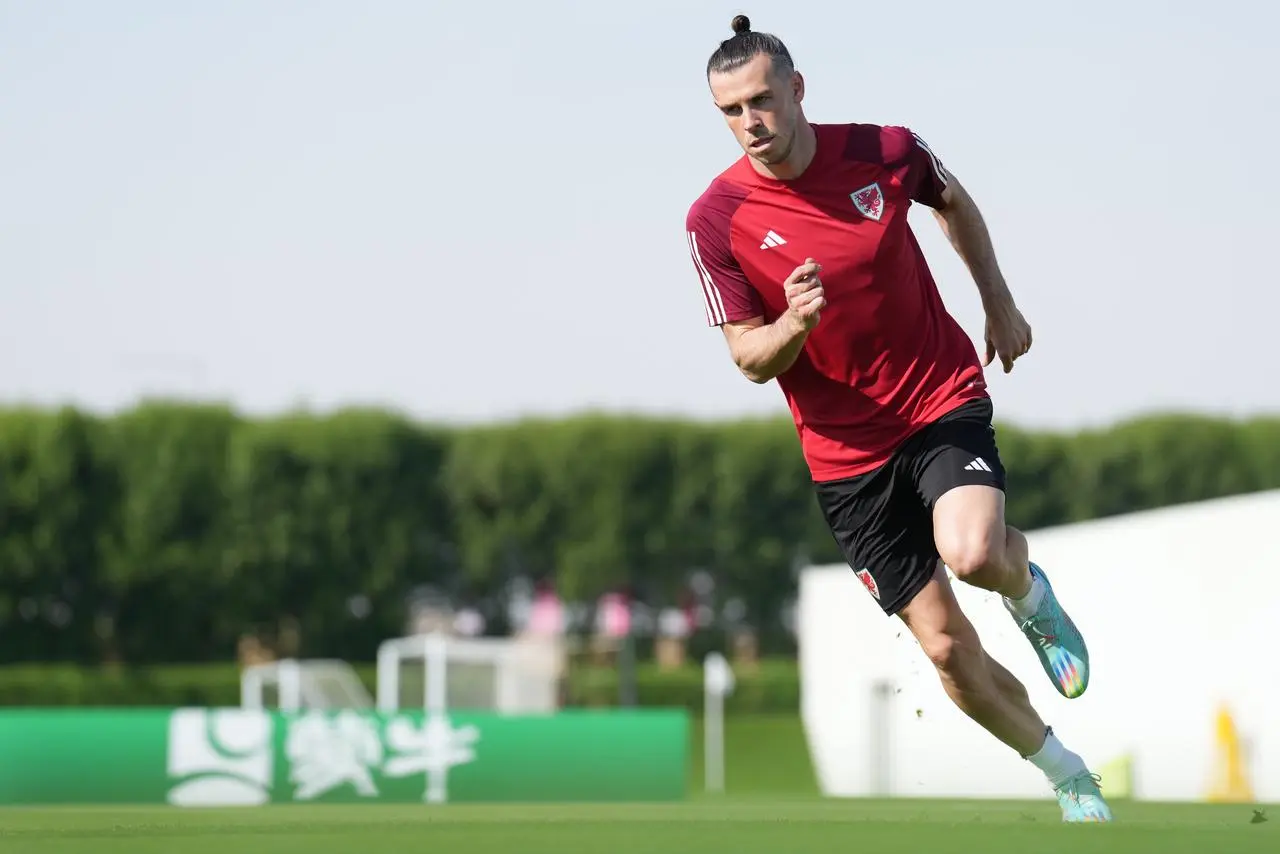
[1206,704,1254,802]
[1096,754,1134,799]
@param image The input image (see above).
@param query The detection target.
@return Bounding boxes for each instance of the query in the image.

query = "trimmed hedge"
[0,659,801,714]
[564,659,800,714]
[0,664,266,708]
[4,403,1277,664]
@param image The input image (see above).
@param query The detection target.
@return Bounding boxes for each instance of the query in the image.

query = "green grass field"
[0,798,1273,854]
[1,716,1271,853]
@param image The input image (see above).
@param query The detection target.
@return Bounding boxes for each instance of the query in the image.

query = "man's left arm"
[931,174,1032,373]
[931,177,1012,312]
[894,127,1031,373]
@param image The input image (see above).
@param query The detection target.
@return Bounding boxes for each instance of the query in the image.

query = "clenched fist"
[983,299,1033,374]
[784,258,825,331]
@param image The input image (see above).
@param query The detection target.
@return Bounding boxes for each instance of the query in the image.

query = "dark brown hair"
[706,15,795,79]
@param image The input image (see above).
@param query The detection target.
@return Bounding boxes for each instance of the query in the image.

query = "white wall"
[798,489,1279,802]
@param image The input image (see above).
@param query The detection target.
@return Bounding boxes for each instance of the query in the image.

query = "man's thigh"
[913,397,1008,504]
[813,460,939,616]
[910,397,1010,552]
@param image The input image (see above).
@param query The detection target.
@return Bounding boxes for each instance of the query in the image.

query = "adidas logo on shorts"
[964,457,993,473]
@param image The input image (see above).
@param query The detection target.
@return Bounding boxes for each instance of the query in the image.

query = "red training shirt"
[685,122,988,482]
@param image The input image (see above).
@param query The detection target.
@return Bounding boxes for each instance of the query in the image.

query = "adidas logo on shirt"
[759,230,786,249]
[964,457,993,473]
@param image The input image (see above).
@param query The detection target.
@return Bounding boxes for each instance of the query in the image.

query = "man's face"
[708,52,804,166]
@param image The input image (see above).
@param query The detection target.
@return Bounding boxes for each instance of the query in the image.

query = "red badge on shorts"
[856,568,880,600]
[851,183,884,222]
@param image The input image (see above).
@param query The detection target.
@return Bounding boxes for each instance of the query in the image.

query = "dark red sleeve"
[879,125,951,209]
[685,184,763,327]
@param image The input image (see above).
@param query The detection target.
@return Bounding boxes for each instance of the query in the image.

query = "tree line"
[2,402,1277,665]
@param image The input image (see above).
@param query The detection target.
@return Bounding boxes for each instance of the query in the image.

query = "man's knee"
[900,565,996,696]
[932,485,1007,583]
[919,630,961,672]
[917,626,988,693]
[938,527,1006,582]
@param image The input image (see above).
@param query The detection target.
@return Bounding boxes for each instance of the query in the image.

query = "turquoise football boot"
[1055,772,1114,823]
[1008,562,1090,699]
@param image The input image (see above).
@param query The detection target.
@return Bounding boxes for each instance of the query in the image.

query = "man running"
[684,14,1111,822]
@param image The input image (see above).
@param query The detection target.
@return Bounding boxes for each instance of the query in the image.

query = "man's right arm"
[719,256,825,382]
[687,196,825,384]
[720,312,813,384]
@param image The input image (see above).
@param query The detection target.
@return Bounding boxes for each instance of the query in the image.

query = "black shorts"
[813,397,1007,616]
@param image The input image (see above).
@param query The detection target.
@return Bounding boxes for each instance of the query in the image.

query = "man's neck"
[750,119,817,181]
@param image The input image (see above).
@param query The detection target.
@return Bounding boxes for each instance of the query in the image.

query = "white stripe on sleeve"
[912,132,949,185]
[688,230,727,325]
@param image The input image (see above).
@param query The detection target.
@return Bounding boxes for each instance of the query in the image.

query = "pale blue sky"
[2,0,1276,429]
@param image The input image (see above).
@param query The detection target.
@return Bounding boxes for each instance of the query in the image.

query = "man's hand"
[719,258,825,384]
[933,173,1031,374]
[983,300,1032,373]
[783,258,825,332]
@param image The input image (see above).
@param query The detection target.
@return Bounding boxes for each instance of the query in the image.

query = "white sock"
[1026,729,1088,787]
[1004,568,1046,621]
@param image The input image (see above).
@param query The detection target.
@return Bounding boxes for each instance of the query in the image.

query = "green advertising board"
[0,708,688,806]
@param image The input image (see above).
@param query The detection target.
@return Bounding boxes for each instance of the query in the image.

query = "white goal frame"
[240,658,373,711]
[375,632,562,715]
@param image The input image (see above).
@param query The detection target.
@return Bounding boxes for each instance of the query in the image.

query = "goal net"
[240,658,373,711]
[375,633,563,715]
